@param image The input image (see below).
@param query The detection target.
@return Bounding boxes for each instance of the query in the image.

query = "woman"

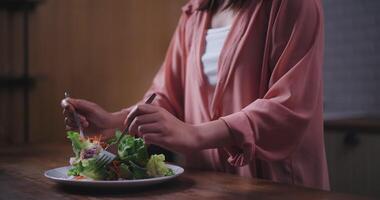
[62,0,329,190]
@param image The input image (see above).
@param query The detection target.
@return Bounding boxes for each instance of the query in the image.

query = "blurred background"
[0,0,379,198]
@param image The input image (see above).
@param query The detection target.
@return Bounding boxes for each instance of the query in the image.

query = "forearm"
[110,108,130,130]
[194,119,233,150]
[100,108,130,141]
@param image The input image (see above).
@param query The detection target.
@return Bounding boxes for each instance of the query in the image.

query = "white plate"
[44,164,184,188]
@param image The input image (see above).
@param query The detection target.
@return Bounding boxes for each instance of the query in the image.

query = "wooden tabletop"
[0,144,374,200]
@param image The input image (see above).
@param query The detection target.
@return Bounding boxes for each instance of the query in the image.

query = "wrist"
[189,124,203,151]
[194,119,232,150]
[110,108,129,130]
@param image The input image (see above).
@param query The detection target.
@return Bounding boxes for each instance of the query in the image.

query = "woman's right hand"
[61,98,125,135]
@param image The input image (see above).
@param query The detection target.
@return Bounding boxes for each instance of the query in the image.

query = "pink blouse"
[141,0,329,190]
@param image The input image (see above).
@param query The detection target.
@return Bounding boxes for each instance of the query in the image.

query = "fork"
[94,150,116,169]
[108,92,157,149]
[97,93,157,168]
[64,91,116,168]
[64,92,84,138]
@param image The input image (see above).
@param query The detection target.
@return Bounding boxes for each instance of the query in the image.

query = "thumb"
[66,98,94,114]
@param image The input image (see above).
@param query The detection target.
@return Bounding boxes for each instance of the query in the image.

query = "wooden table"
[0,144,374,200]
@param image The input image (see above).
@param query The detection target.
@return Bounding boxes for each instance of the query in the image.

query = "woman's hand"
[124,104,233,154]
[125,104,200,154]
[61,98,127,135]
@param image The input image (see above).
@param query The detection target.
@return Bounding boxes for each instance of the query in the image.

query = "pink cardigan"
[142,0,329,190]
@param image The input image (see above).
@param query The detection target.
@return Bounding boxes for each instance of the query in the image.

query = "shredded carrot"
[86,134,103,144]
[101,142,108,149]
[110,165,121,178]
[112,161,120,170]
[84,133,110,148]
[110,161,121,178]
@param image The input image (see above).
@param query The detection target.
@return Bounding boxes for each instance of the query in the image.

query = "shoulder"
[272,0,322,33]
[276,0,322,18]
[270,0,323,58]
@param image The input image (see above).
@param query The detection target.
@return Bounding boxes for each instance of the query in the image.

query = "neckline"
[196,1,262,120]
[197,10,243,120]
[207,25,232,33]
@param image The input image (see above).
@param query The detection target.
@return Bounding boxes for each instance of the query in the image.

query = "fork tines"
[95,151,116,168]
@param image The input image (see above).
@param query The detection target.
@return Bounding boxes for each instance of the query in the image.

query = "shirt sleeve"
[220,0,324,166]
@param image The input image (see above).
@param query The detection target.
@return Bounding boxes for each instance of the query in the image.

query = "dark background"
[323,0,380,119]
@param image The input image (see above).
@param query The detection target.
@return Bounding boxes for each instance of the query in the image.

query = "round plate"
[44,164,184,188]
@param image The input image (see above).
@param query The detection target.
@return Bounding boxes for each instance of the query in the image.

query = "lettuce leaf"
[146,154,174,177]
[67,163,83,176]
[106,129,123,146]
[67,131,89,158]
[80,157,107,180]
[129,161,148,179]
[66,130,173,180]
[119,163,133,179]
[117,134,149,166]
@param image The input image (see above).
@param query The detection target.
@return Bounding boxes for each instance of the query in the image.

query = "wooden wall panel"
[0,0,187,144]
[0,10,26,144]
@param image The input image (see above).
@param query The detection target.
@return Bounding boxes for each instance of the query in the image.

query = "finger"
[65,117,77,128]
[62,98,86,124]
[138,123,162,136]
[124,104,159,128]
[142,133,165,146]
[81,119,89,128]
[128,113,160,135]
[66,98,96,114]
[64,111,88,128]
[63,109,84,123]
[65,125,77,131]
[77,114,89,128]
[61,99,75,113]
[63,109,75,122]
[63,108,72,117]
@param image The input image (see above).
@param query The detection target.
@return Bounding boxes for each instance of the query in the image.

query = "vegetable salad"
[67,130,174,180]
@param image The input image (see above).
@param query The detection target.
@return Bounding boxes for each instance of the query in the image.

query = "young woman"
[62,0,329,190]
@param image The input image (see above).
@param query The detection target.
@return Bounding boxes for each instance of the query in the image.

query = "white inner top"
[201,25,231,86]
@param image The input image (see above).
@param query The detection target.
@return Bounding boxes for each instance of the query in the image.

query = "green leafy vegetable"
[66,131,106,180]
[67,131,89,158]
[146,154,174,177]
[119,163,133,179]
[118,134,149,166]
[67,163,83,176]
[106,130,123,146]
[129,161,148,179]
[80,168,107,180]
[80,158,107,180]
[66,130,174,180]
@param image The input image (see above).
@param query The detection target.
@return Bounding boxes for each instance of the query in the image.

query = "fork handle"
[104,93,157,151]
[123,93,156,133]
[65,91,84,137]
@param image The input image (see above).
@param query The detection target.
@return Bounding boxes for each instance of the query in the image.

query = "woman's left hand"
[124,104,200,154]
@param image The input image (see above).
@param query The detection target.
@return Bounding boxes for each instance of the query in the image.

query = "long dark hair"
[199,0,249,13]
